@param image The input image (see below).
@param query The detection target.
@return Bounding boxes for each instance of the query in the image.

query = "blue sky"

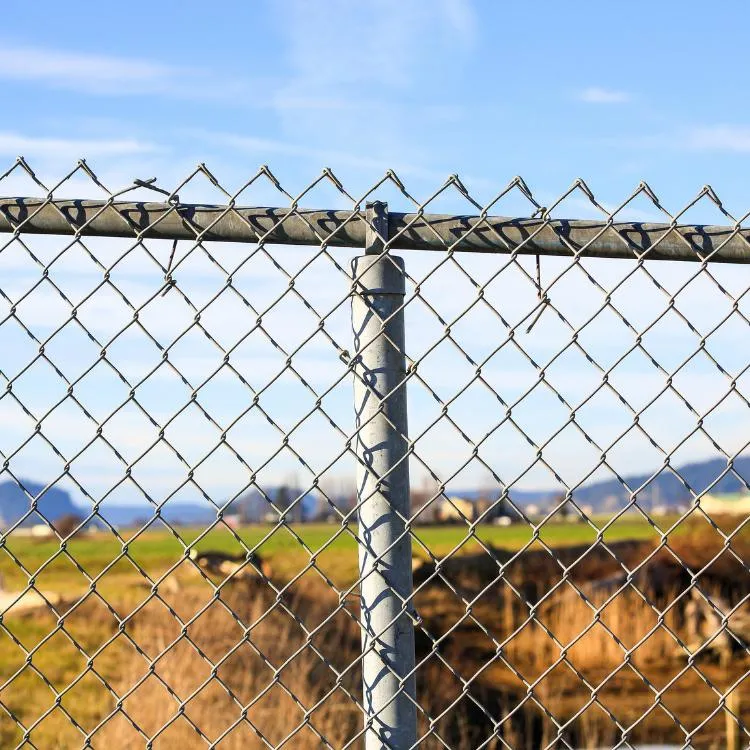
[2,1,750,512]
[4,1,750,205]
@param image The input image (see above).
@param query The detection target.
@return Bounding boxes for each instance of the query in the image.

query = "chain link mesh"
[0,159,749,749]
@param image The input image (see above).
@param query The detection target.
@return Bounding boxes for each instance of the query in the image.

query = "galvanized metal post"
[352,201,416,749]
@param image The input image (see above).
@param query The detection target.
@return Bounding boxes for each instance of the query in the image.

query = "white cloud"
[577,87,631,104]
[0,42,252,100]
[437,0,478,46]
[277,0,476,90]
[0,42,181,94]
[0,131,170,197]
[682,125,750,153]
[267,0,477,171]
[192,130,456,185]
[0,132,159,158]
[603,125,750,155]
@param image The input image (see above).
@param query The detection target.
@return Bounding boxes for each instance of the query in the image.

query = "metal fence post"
[351,201,417,749]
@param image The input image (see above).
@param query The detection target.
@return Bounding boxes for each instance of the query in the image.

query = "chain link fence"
[0,159,749,749]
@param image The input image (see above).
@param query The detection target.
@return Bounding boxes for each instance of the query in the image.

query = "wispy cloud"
[198,132,389,171]
[268,0,477,167]
[682,125,750,152]
[604,124,750,154]
[0,132,159,157]
[0,42,180,94]
[438,0,478,47]
[576,86,631,104]
[276,0,476,91]
[0,42,252,100]
[192,130,496,194]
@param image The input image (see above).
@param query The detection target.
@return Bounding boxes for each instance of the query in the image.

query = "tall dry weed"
[93,576,490,749]
[95,578,362,748]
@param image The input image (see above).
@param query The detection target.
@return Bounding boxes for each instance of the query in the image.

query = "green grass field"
[0,515,673,597]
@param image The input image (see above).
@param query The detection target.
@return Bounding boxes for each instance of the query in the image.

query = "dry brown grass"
[4,521,750,748]
[412,534,750,748]
[93,575,362,749]
[505,585,684,676]
[89,574,497,749]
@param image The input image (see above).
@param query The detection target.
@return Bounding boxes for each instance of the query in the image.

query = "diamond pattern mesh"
[0,159,748,748]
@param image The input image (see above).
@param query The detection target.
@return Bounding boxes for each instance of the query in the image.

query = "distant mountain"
[5,455,746,532]
[230,487,320,523]
[0,480,78,527]
[450,455,750,514]
[451,488,556,506]
[85,488,321,529]
[95,501,217,529]
[571,456,750,512]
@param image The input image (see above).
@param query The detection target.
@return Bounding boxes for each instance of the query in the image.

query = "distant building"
[700,492,750,516]
[601,494,621,512]
[433,496,509,524]
[14,524,54,539]
[475,497,504,522]
[435,497,476,523]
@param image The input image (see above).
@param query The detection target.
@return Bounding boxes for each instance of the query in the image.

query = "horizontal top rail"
[2,196,750,263]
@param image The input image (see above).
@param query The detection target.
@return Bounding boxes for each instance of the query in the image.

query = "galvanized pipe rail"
[2,197,750,262]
